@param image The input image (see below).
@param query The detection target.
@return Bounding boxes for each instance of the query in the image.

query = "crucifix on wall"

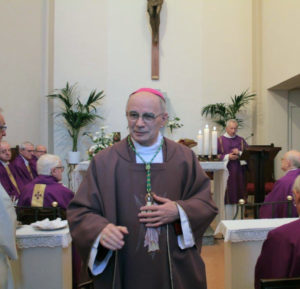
[147,0,163,80]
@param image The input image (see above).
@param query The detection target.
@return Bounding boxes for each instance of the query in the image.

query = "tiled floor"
[202,238,225,289]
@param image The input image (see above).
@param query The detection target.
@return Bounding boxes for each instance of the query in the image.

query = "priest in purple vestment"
[0,141,22,200]
[9,141,37,188]
[17,154,74,209]
[255,175,300,289]
[259,150,300,218]
[218,119,248,204]
[67,88,218,289]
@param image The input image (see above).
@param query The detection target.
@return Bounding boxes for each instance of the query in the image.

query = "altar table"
[215,218,298,289]
[11,225,72,289]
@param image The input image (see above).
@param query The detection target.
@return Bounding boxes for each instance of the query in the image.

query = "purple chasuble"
[0,162,22,199]
[10,155,37,188]
[218,135,248,204]
[17,175,74,209]
[255,218,300,289]
[259,168,300,218]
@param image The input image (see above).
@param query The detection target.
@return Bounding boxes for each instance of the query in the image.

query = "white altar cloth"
[215,218,298,289]
[16,225,71,249]
[12,225,72,289]
[200,161,229,222]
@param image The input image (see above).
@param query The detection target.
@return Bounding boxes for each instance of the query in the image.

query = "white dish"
[31,218,68,231]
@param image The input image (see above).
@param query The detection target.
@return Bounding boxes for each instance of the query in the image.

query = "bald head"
[281,150,300,172]
[34,145,47,159]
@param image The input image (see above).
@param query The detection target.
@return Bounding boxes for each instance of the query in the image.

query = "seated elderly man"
[30,144,47,175]
[10,141,38,187]
[17,154,74,209]
[0,141,22,199]
[259,150,300,218]
[255,175,300,288]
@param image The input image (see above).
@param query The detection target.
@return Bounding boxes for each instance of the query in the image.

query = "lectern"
[241,145,281,203]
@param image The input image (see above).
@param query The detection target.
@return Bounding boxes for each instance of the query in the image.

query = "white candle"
[212,126,218,155]
[197,130,203,155]
[203,124,210,156]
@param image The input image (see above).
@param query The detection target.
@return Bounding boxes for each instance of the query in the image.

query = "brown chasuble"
[67,137,218,289]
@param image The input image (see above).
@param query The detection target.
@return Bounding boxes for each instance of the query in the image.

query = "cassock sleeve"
[67,158,110,266]
[254,229,292,289]
[176,150,218,246]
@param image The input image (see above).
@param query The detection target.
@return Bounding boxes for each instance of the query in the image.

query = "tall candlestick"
[197,130,203,156]
[212,126,218,155]
[203,124,210,156]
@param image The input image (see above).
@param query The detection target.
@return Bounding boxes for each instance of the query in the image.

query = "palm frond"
[46,82,105,151]
[201,90,255,129]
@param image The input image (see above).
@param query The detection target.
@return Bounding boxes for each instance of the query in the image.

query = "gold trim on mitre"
[31,184,46,207]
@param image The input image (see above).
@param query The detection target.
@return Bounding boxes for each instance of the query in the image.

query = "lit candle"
[197,130,203,156]
[203,124,210,156]
[212,126,218,155]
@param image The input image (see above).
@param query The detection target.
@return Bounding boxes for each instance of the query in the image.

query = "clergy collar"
[0,160,8,166]
[20,154,29,165]
[131,132,163,154]
[224,132,237,139]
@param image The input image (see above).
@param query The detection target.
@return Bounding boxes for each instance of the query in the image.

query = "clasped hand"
[229,148,240,160]
[99,195,179,250]
[138,194,179,227]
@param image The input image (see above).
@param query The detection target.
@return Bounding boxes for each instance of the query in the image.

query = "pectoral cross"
[147,0,164,80]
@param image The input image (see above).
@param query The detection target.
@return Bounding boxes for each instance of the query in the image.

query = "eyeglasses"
[25,149,34,153]
[126,111,164,123]
[0,125,7,131]
[55,166,65,171]
[36,150,47,154]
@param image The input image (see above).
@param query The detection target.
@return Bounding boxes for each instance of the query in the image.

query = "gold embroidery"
[31,184,46,207]
[26,165,34,179]
[5,166,20,194]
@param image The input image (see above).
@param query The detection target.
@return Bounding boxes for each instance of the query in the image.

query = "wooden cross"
[147,0,163,80]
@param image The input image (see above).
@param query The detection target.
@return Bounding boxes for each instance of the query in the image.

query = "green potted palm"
[47,82,105,163]
[201,90,255,129]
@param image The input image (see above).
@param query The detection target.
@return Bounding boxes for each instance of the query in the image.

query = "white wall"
[257,0,300,177]
[2,0,299,180]
[52,0,253,166]
[0,0,48,147]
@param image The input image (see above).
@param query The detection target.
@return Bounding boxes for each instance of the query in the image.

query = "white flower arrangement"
[84,127,114,159]
[167,117,183,133]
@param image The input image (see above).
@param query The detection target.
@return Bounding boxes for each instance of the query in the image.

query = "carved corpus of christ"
[147,0,164,80]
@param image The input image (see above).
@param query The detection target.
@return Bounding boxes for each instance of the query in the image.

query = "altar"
[71,160,229,223]
[12,225,72,289]
[215,218,298,289]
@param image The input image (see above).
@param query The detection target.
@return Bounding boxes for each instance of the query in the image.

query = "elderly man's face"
[126,92,168,146]
[281,153,291,172]
[34,145,47,159]
[0,114,7,141]
[51,161,64,182]
[21,144,35,160]
[0,143,11,162]
[226,122,238,137]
